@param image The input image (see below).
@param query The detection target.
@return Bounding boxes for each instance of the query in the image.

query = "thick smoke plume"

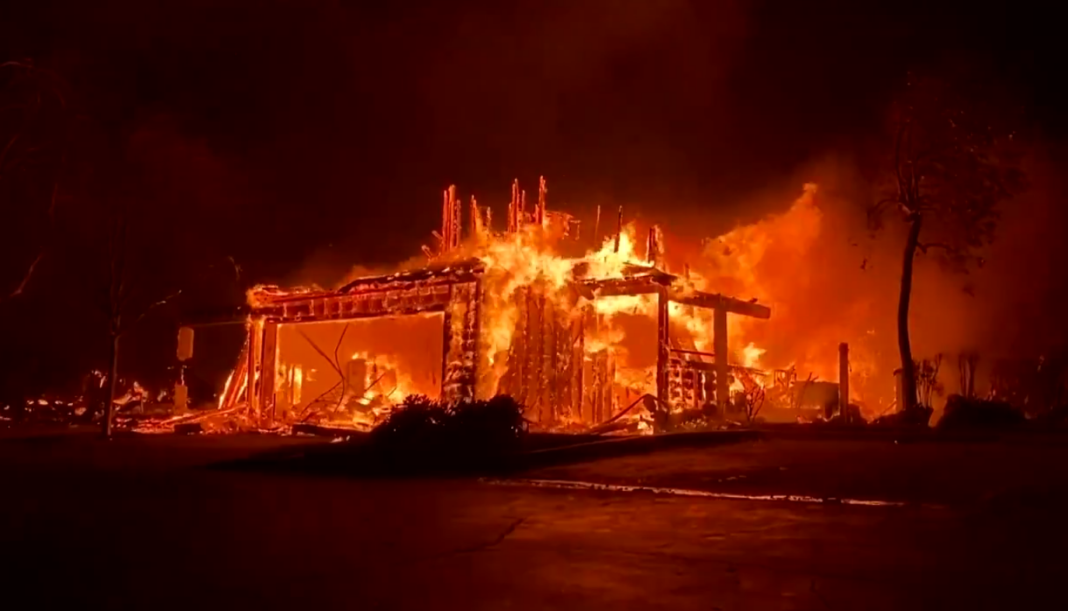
[677,151,1068,416]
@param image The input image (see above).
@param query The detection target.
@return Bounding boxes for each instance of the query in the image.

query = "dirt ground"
[2,430,1067,610]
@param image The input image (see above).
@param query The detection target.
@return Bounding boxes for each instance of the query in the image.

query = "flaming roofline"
[234,257,769,430]
[249,258,486,308]
[247,257,769,321]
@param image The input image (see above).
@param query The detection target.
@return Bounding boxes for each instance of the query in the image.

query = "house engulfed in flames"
[207,177,786,433]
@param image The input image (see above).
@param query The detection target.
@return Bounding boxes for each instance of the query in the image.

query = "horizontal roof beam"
[579,278,770,320]
[666,290,771,319]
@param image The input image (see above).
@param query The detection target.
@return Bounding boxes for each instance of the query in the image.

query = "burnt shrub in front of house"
[367,394,527,473]
[937,394,1024,431]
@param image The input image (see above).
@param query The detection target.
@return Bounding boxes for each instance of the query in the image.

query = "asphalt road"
[2,433,1065,610]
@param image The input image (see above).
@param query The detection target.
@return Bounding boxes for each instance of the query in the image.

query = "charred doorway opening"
[236,262,484,427]
[273,314,444,427]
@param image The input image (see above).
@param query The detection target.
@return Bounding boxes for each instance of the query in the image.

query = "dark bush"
[367,394,527,473]
[444,395,526,454]
[937,394,1024,431]
[368,394,450,450]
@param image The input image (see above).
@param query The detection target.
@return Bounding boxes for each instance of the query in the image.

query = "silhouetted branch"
[125,290,182,334]
[916,242,954,255]
[1,252,43,302]
[893,121,908,196]
[296,328,344,378]
[0,130,21,175]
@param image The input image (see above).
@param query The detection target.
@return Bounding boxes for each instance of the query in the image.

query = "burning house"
[178,177,872,434]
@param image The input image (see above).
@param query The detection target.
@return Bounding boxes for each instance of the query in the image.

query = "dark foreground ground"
[3,430,1068,610]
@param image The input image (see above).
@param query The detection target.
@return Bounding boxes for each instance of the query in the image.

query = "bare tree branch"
[893,121,908,195]
[226,255,242,282]
[916,242,954,255]
[1,251,44,302]
[0,130,21,175]
[123,290,182,335]
[296,328,345,378]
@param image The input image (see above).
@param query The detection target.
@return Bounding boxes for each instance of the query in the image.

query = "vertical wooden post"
[514,287,528,406]
[614,206,623,253]
[545,301,558,423]
[470,279,482,400]
[442,281,480,404]
[593,205,601,246]
[440,287,453,401]
[535,291,549,421]
[536,175,547,227]
[656,289,670,414]
[246,319,262,416]
[260,321,279,422]
[839,342,850,423]
[525,288,540,417]
[508,179,519,233]
[570,306,585,422]
[714,308,729,410]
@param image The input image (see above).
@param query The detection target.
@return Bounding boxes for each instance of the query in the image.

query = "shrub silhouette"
[937,395,1024,431]
[368,394,527,472]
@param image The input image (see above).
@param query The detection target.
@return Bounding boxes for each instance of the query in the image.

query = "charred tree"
[869,72,1025,415]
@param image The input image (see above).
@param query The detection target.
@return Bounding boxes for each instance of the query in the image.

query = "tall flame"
[253,179,898,427]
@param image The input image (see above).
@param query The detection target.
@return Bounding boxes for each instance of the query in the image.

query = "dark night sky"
[1,0,1066,396]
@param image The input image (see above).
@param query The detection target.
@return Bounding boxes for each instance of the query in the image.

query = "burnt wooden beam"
[246,320,261,413]
[441,280,480,403]
[714,308,729,409]
[669,291,771,320]
[656,289,670,414]
[335,258,484,294]
[250,285,453,323]
[577,275,770,320]
[576,273,669,298]
[260,321,279,420]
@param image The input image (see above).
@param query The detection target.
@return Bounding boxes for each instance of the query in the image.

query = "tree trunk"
[897,215,922,413]
[103,333,120,437]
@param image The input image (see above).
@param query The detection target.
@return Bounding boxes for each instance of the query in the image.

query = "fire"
[742,342,766,368]
[470,221,667,406]
[685,182,892,414]
[219,176,888,436]
[349,351,420,406]
[218,369,235,409]
[476,221,651,387]
[583,225,651,279]
[477,224,576,387]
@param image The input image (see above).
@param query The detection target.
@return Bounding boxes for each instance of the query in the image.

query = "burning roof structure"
[189,177,780,434]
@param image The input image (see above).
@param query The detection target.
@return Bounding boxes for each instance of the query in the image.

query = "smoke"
[657,147,1068,414]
